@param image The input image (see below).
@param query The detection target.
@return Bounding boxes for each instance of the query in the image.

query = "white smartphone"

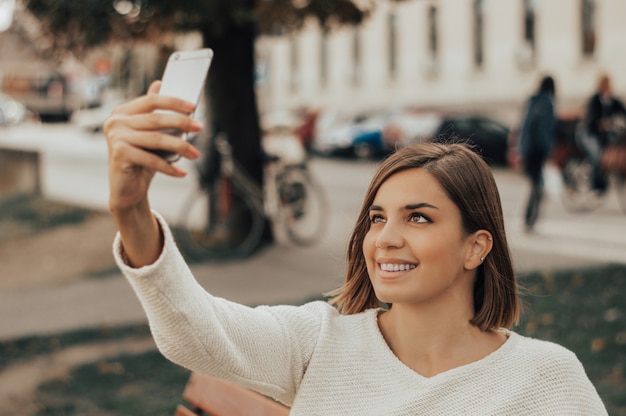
[153,48,214,162]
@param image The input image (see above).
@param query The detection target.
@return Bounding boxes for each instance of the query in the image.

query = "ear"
[464,230,493,270]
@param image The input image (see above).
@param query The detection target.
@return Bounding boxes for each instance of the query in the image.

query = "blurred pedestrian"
[518,75,557,232]
[580,74,626,193]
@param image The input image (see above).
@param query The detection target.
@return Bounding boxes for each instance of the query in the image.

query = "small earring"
[480,257,485,262]
[487,237,492,241]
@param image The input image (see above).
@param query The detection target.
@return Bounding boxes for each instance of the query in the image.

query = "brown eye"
[369,214,386,224]
[408,213,430,223]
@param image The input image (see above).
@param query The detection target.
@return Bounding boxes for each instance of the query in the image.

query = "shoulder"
[588,93,602,106]
[259,300,336,327]
[508,332,589,380]
[259,302,380,353]
[505,332,607,413]
[511,332,578,362]
[528,93,553,111]
[612,96,626,109]
[259,301,376,334]
[537,93,554,106]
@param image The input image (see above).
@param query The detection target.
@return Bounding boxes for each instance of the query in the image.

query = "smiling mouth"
[379,263,417,272]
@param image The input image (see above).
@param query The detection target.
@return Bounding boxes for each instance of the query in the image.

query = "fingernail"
[188,146,200,159]
[183,101,196,112]
[190,120,203,131]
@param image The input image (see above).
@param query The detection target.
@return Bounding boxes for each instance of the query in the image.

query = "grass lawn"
[0,195,92,243]
[0,264,618,415]
[34,349,189,416]
[517,264,626,415]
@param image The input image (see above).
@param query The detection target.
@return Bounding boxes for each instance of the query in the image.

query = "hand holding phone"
[153,48,213,162]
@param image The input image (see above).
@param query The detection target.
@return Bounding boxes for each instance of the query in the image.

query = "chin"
[373,289,405,306]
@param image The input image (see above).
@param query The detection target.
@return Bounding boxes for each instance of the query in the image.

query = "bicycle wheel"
[178,177,266,260]
[274,165,327,246]
[560,157,605,213]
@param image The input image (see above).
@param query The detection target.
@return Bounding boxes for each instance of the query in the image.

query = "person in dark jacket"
[581,74,626,193]
[518,76,557,231]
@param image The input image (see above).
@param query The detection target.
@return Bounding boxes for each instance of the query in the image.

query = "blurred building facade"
[1,0,622,128]
[257,0,626,126]
[0,2,195,121]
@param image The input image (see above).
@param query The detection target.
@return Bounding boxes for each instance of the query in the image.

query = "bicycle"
[175,131,328,260]
[559,117,626,214]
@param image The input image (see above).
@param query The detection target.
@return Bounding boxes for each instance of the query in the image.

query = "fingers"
[108,132,190,178]
[104,99,202,167]
[121,110,204,134]
[112,80,194,117]
[112,93,196,117]
[117,128,201,162]
[147,80,161,95]
[105,118,200,171]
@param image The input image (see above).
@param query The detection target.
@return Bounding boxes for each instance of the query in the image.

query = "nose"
[375,220,404,250]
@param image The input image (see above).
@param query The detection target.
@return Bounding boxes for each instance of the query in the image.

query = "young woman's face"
[363,168,476,307]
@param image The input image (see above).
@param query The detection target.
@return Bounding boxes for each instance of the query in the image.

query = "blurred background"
[0,0,625,415]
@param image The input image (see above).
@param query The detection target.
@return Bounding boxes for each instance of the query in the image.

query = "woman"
[105,82,607,414]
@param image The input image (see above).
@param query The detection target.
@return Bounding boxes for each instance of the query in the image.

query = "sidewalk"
[0,213,348,341]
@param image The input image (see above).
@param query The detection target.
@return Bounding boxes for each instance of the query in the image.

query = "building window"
[427,4,439,62]
[473,0,484,68]
[320,29,328,87]
[388,11,397,79]
[581,0,596,56]
[289,35,299,92]
[352,25,361,85]
[523,0,536,55]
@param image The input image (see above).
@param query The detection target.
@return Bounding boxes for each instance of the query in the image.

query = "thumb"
[147,81,162,96]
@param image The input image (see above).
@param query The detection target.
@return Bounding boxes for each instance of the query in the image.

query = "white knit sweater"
[114,213,607,415]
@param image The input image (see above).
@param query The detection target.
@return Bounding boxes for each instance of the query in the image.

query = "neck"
[378,303,505,377]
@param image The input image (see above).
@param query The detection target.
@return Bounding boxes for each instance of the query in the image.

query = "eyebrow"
[369,202,439,212]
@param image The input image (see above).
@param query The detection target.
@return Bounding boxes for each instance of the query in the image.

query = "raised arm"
[104,81,203,267]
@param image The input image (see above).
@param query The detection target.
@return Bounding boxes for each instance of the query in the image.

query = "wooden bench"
[175,372,290,416]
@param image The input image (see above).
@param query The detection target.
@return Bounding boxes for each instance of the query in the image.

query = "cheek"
[413,234,466,266]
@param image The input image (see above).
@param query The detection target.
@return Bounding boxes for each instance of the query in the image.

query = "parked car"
[310,107,448,160]
[352,128,385,159]
[311,110,388,159]
[382,109,443,152]
[429,115,511,166]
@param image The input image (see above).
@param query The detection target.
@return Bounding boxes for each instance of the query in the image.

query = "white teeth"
[380,263,416,272]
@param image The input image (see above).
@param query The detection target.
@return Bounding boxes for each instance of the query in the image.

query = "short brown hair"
[329,143,519,331]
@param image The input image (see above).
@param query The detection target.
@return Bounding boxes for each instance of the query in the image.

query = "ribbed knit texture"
[114,212,607,415]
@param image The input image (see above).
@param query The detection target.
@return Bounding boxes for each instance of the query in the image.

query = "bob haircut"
[329,142,519,331]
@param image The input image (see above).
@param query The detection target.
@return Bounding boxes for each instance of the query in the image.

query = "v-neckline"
[369,309,514,381]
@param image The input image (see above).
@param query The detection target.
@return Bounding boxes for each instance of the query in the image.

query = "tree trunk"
[200,19,272,253]
[202,23,263,183]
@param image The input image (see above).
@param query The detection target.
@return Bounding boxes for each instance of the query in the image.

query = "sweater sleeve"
[113,211,323,406]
